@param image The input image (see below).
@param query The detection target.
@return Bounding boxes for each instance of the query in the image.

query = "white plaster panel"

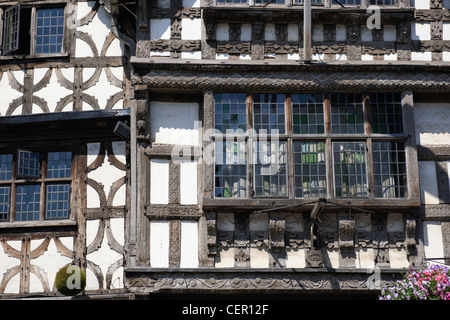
[77,3,120,57]
[241,24,252,41]
[151,19,171,40]
[33,68,72,113]
[110,217,125,247]
[180,221,199,268]
[217,212,234,231]
[336,25,347,41]
[361,54,373,61]
[411,0,430,9]
[448,161,450,191]
[215,248,234,268]
[288,24,299,42]
[83,68,123,110]
[181,51,202,59]
[150,159,169,204]
[414,103,450,145]
[312,53,324,61]
[250,212,268,231]
[240,54,252,60]
[182,18,202,40]
[112,141,126,165]
[356,248,375,269]
[180,160,198,205]
[216,53,229,60]
[384,25,396,41]
[286,249,306,268]
[151,51,171,57]
[312,24,323,42]
[423,221,445,264]
[419,161,440,204]
[0,71,23,116]
[87,184,101,208]
[286,213,303,232]
[216,23,229,41]
[183,0,201,7]
[86,218,124,290]
[324,249,339,268]
[87,142,101,168]
[0,240,21,294]
[361,25,372,41]
[387,213,404,232]
[335,53,348,61]
[159,0,171,7]
[411,22,431,40]
[150,221,170,268]
[31,237,73,292]
[384,53,397,61]
[288,53,300,60]
[250,248,269,268]
[265,24,276,41]
[443,22,450,40]
[151,102,200,145]
[411,51,432,61]
[389,248,409,268]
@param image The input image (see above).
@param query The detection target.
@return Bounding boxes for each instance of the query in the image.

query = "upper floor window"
[213,92,408,200]
[1,4,65,56]
[0,150,72,222]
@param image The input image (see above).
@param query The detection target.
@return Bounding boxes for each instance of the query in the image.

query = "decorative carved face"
[346,22,360,43]
[397,22,409,44]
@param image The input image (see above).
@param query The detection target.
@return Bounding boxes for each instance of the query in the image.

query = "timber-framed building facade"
[0,0,449,300]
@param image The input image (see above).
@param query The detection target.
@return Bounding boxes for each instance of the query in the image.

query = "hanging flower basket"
[380,264,450,300]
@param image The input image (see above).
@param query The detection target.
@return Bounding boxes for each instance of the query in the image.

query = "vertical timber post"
[303,0,312,63]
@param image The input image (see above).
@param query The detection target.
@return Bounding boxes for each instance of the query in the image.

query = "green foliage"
[55,264,86,296]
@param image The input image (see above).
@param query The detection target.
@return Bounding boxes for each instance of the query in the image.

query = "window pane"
[333,142,367,197]
[0,154,13,181]
[294,141,327,198]
[215,141,247,198]
[369,0,396,5]
[292,94,325,135]
[45,183,70,219]
[370,93,403,134]
[2,4,20,54]
[217,0,248,3]
[16,184,41,221]
[330,94,365,134]
[254,141,287,197]
[35,8,64,55]
[373,141,407,198]
[294,0,323,4]
[255,0,285,4]
[47,151,72,178]
[0,186,11,222]
[17,150,40,178]
[214,93,247,133]
[253,94,286,135]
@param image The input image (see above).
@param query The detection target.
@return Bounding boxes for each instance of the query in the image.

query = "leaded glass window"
[2,4,20,55]
[294,141,327,198]
[331,94,365,134]
[215,141,247,198]
[0,154,13,181]
[373,141,407,198]
[48,151,72,178]
[35,8,65,54]
[46,183,70,219]
[253,94,286,135]
[333,142,367,197]
[254,141,287,197]
[214,93,247,133]
[292,94,325,134]
[0,187,10,221]
[15,184,41,221]
[17,150,40,178]
[370,93,403,134]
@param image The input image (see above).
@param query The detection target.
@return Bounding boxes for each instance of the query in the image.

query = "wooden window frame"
[0,1,69,57]
[0,147,74,224]
[209,92,416,205]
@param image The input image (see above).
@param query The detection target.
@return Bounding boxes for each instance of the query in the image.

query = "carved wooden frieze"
[250,231,268,248]
[234,213,250,267]
[216,42,251,54]
[125,269,403,293]
[265,42,299,54]
[146,204,201,220]
[388,232,405,248]
[338,215,355,249]
[286,231,309,249]
[361,42,396,55]
[217,231,233,248]
[415,9,450,21]
[149,7,201,19]
[269,212,285,252]
[136,40,201,57]
[306,249,324,268]
[205,211,217,256]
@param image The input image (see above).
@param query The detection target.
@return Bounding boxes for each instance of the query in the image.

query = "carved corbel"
[338,215,355,249]
[269,212,285,252]
[205,19,216,41]
[205,211,217,256]
[405,215,417,248]
[134,85,150,143]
